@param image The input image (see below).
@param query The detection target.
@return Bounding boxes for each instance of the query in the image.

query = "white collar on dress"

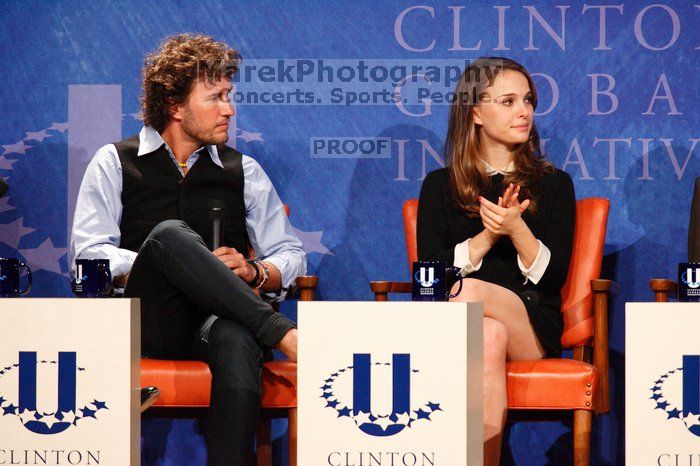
[483,160,515,176]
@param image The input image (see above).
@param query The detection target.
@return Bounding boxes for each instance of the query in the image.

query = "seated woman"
[417,57,575,465]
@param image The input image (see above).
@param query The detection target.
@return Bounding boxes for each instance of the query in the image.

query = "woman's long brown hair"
[444,57,554,216]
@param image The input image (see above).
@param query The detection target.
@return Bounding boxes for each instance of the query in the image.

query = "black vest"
[114,135,248,254]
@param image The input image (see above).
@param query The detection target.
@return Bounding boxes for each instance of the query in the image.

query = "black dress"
[417,167,575,357]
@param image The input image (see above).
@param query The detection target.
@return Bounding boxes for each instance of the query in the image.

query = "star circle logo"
[650,355,700,437]
[0,352,108,435]
[320,353,443,437]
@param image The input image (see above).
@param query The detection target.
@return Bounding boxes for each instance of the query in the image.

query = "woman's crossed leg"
[450,278,545,466]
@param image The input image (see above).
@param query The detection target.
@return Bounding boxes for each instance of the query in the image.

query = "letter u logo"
[419,267,434,287]
[687,268,700,288]
[75,264,83,284]
[682,355,700,436]
[684,356,700,415]
[352,353,410,437]
[18,352,76,434]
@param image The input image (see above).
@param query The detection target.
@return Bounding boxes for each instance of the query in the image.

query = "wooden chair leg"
[256,418,272,466]
[573,410,592,466]
[289,407,298,466]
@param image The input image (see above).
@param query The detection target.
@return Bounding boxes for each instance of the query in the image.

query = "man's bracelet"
[245,259,260,286]
[255,260,270,291]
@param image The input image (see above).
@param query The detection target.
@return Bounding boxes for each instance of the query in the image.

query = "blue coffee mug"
[0,258,32,297]
[72,259,112,297]
[411,261,464,301]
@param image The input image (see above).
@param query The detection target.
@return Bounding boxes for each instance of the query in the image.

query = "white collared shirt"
[453,161,551,284]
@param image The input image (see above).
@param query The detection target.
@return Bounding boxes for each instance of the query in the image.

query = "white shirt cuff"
[517,240,551,284]
[454,238,483,276]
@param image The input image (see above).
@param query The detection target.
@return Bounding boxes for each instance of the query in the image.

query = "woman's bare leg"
[450,278,545,466]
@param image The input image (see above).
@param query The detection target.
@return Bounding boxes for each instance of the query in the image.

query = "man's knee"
[209,318,263,363]
[146,219,193,245]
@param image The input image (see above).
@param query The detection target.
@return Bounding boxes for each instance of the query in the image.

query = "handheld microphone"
[208,200,225,250]
[0,178,8,197]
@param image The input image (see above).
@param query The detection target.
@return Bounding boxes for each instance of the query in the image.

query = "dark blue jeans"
[124,220,295,465]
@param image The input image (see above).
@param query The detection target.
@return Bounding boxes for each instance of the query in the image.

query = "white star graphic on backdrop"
[238,130,264,143]
[24,130,52,142]
[0,218,36,248]
[0,157,17,170]
[18,409,37,424]
[374,416,393,431]
[0,198,15,213]
[292,227,333,255]
[130,112,142,120]
[42,415,60,429]
[48,122,68,132]
[395,412,411,426]
[353,411,371,425]
[683,413,700,428]
[19,238,66,274]
[60,410,76,424]
[2,141,32,156]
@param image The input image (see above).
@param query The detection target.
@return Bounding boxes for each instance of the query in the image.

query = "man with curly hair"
[71,34,305,465]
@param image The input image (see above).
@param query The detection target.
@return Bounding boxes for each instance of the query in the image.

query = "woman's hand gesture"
[478,183,530,238]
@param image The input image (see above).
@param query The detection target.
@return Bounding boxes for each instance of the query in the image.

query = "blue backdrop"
[1,1,698,464]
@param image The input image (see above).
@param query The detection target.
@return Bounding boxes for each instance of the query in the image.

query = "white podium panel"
[627,303,700,465]
[298,301,483,466]
[0,299,140,466]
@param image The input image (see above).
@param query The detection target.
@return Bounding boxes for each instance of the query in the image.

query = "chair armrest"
[591,279,612,414]
[369,281,412,301]
[649,279,677,302]
[295,276,318,301]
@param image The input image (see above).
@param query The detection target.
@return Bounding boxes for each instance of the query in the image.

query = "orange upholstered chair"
[140,205,315,466]
[140,277,315,466]
[370,198,612,466]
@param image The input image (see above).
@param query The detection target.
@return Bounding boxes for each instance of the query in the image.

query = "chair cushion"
[506,359,598,410]
[141,359,211,408]
[140,359,297,409]
[260,360,297,408]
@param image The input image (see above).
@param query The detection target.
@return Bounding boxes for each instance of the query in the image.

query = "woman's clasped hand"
[478,183,531,237]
